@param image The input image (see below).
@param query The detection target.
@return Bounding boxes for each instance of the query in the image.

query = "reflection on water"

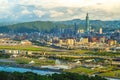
[0,66,58,75]
[0,66,119,80]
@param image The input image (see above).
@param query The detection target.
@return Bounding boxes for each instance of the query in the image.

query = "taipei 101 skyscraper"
[86,13,90,33]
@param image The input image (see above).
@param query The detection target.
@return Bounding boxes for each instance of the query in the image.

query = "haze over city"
[0,0,120,22]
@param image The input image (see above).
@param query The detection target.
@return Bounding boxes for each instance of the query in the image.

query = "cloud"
[50,10,64,18]
[33,10,45,17]
[0,0,120,21]
[0,0,12,13]
[67,9,74,15]
[21,8,31,15]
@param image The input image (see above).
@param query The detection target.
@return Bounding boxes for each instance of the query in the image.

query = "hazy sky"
[0,0,120,22]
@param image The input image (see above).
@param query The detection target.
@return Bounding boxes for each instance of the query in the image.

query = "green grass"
[71,49,89,54]
[0,45,44,51]
[47,49,89,55]
[65,66,96,75]
[14,57,55,66]
[99,70,120,78]
[86,52,120,57]
[93,66,116,73]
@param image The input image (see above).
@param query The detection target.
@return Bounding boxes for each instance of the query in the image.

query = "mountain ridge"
[0,19,120,33]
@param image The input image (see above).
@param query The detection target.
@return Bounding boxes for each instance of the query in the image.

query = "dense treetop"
[0,71,107,80]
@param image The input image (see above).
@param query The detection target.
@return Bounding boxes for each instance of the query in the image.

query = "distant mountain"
[0,21,68,33]
[56,19,120,31]
[0,19,120,33]
[0,22,16,26]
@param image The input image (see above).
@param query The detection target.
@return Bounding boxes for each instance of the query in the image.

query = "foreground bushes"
[0,71,107,80]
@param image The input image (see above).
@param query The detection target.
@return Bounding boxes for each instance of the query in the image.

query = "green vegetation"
[0,19,119,33]
[65,66,96,75]
[10,21,56,32]
[0,71,107,80]
[0,45,44,51]
[0,44,120,79]
[93,66,115,73]
[0,21,68,33]
[0,54,10,58]
[99,70,120,78]
[64,65,120,78]
[71,50,89,54]
[86,52,120,57]
[14,57,55,66]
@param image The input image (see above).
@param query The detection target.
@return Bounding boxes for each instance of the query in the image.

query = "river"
[0,66,119,80]
[0,66,58,75]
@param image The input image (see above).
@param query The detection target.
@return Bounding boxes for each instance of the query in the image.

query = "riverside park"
[0,45,120,80]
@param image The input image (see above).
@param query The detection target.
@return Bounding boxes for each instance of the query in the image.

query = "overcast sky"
[0,0,120,22]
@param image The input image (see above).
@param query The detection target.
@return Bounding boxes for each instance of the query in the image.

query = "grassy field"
[93,66,115,73]
[47,49,89,55]
[86,51,120,56]
[64,65,119,76]
[0,45,48,51]
[65,66,96,75]
[0,45,89,53]
[14,57,55,66]
[99,70,120,78]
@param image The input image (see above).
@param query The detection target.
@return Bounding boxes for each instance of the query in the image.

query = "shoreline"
[0,63,62,73]
[0,64,120,80]
[0,59,120,80]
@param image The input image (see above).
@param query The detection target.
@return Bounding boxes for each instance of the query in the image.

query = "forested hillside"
[0,19,119,33]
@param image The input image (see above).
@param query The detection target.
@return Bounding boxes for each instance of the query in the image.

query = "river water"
[0,66,58,75]
[106,78,120,80]
[0,66,119,80]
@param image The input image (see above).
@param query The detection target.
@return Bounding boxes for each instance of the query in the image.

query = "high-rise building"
[99,28,102,34]
[74,23,79,35]
[86,13,90,33]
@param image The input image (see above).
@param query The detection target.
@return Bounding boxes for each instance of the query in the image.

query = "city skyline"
[0,1,120,79]
[0,0,120,22]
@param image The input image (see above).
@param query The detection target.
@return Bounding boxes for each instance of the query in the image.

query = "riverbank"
[0,58,120,79]
[0,65,120,80]
[0,71,107,80]
[0,66,60,75]
[0,63,62,73]
[0,49,120,79]
[0,61,120,80]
